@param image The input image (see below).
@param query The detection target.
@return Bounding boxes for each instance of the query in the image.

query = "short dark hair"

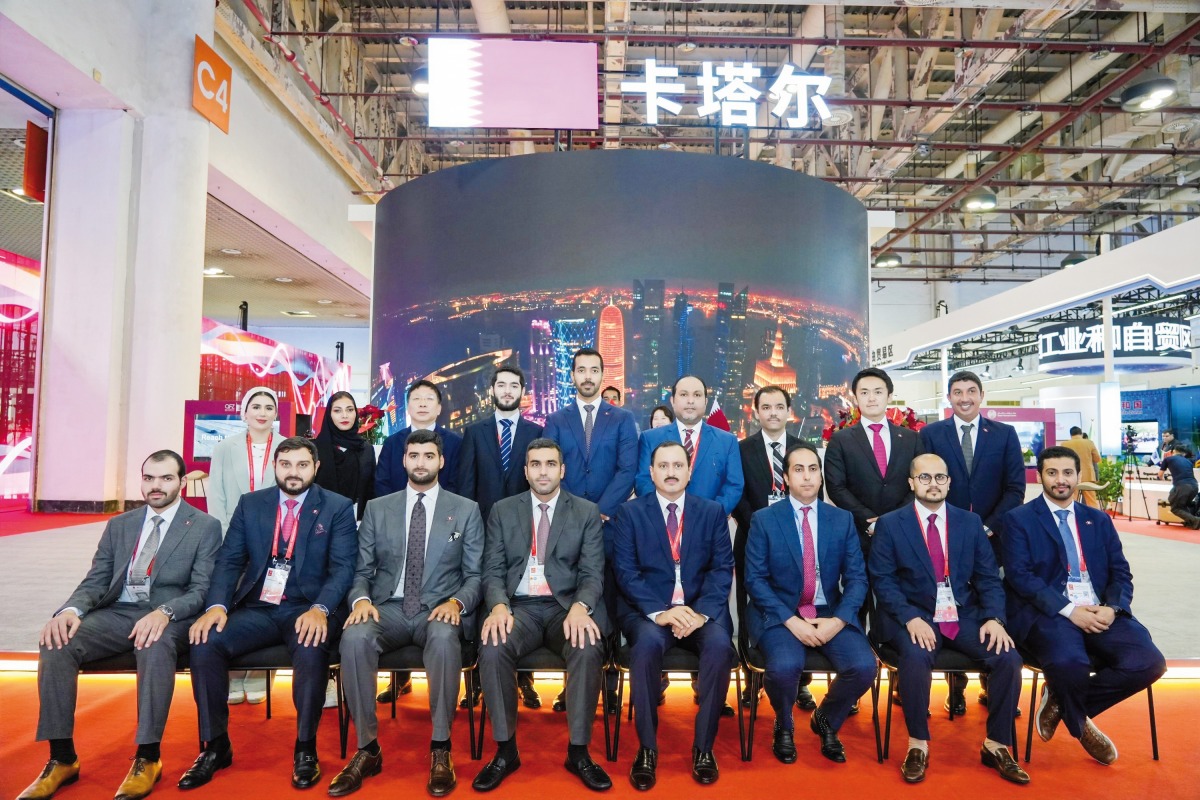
[852,367,893,395]
[651,404,675,424]
[672,375,708,396]
[275,436,319,462]
[572,347,603,371]
[754,385,791,409]
[1163,428,1175,437]
[525,437,563,461]
[492,365,526,388]
[1173,445,1195,460]
[947,370,983,393]
[1069,426,1083,436]
[1037,445,1080,473]
[407,379,442,404]
[783,441,821,471]
[405,428,444,455]
[602,385,621,399]
[650,440,689,463]
[143,450,186,479]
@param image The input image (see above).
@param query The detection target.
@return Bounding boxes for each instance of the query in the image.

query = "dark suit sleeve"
[611,503,668,617]
[315,499,359,612]
[167,516,223,620]
[716,436,745,516]
[60,518,122,616]
[481,504,510,613]
[596,412,638,516]
[743,510,792,631]
[967,516,1006,622]
[1000,507,1069,619]
[693,508,735,623]
[440,433,461,494]
[634,430,655,498]
[833,513,869,626]
[575,505,606,615]
[458,426,479,502]
[375,436,398,497]
[453,501,485,615]
[824,434,874,528]
[985,426,1027,535]
[732,445,755,534]
[1098,514,1135,613]
[867,514,925,628]
[206,496,253,610]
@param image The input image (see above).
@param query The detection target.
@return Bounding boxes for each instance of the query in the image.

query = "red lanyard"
[530,516,540,559]
[667,510,685,563]
[246,432,273,492]
[1061,509,1089,573]
[915,507,950,581]
[271,503,299,561]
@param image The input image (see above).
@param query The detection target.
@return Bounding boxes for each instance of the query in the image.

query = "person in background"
[602,386,622,406]
[1159,444,1200,529]
[313,392,376,520]
[1060,426,1102,509]
[649,405,674,430]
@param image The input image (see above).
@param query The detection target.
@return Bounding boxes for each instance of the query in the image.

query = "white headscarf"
[240,386,279,419]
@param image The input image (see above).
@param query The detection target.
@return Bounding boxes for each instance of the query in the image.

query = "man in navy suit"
[868,454,1029,785]
[1002,446,1165,766]
[744,442,876,765]
[918,370,1026,713]
[375,380,462,497]
[180,437,358,791]
[612,441,736,790]
[635,375,743,516]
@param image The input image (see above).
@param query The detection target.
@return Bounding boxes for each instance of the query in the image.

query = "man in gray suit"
[471,438,611,792]
[19,451,221,800]
[329,429,484,798]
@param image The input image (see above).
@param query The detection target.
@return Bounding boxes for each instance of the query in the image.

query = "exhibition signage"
[192,36,232,133]
[1037,315,1192,373]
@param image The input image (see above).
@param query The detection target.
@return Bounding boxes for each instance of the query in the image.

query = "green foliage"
[1094,458,1126,506]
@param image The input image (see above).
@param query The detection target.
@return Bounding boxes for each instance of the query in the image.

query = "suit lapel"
[848,424,879,475]
[1075,504,1102,573]
[775,500,804,575]
[648,495,673,567]
[546,492,568,560]
[564,404,587,461]
[517,494,535,558]
[884,424,909,482]
[1033,500,1070,570]
[903,507,937,583]
[293,486,322,578]
[591,403,613,452]
[941,420,969,477]
[694,423,715,467]
[422,492,453,588]
[482,414,504,472]
[747,435,771,494]
[946,507,967,579]
[815,502,835,598]
[390,491,410,582]
[108,513,142,593]
[151,503,193,572]
[511,418,539,479]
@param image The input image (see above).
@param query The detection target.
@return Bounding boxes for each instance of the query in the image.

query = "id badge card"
[671,564,685,606]
[127,582,151,603]
[767,491,785,506]
[1066,571,1099,606]
[933,581,959,623]
[527,554,550,596]
[260,559,291,605]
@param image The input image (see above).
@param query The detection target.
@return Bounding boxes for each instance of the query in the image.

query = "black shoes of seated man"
[375,676,413,704]
[459,681,482,709]
[291,751,321,789]
[565,754,613,791]
[795,684,817,711]
[691,747,719,785]
[518,676,541,709]
[471,753,520,792]
[945,673,968,716]
[178,746,233,790]
[629,747,657,792]
[328,749,383,797]
[772,721,797,764]
[810,708,847,763]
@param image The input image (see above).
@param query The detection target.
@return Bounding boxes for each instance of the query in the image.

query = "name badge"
[260,559,292,605]
[1066,571,1099,606]
[767,491,786,506]
[127,582,151,603]
[526,554,551,597]
[671,564,685,606]
[933,581,959,623]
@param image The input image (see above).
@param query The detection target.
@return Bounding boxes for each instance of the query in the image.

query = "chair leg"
[736,667,748,762]
[883,668,895,761]
[871,665,883,764]
[611,670,625,760]
[337,667,349,759]
[391,670,398,719]
[747,671,761,762]
[1147,684,1159,760]
[266,669,273,720]
[467,669,484,761]
[603,668,616,763]
[1024,670,1039,763]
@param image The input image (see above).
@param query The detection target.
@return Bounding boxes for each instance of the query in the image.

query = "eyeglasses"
[915,473,950,485]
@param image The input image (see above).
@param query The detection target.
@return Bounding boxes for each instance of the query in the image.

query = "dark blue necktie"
[1054,509,1083,580]
[499,419,513,472]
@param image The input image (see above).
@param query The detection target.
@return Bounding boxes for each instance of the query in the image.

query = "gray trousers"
[340,599,462,747]
[37,603,187,745]
[477,597,604,745]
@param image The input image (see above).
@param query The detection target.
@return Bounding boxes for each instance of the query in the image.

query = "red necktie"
[868,423,887,477]
[926,513,959,640]
[797,506,817,619]
[683,428,695,464]
[282,498,299,544]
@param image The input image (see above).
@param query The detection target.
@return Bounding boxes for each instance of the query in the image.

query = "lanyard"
[126,530,158,582]
[667,509,685,563]
[246,432,273,492]
[915,507,950,581]
[271,503,299,561]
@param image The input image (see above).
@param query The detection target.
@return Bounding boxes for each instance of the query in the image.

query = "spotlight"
[874,252,902,268]
[1060,253,1087,268]
[677,41,697,53]
[398,35,419,47]
[915,142,933,157]
[960,187,998,212]
[411,67,430,95]
[1119,74,1177,112]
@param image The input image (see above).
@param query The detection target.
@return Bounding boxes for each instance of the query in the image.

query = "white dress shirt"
[393,483,440,597]
[1043,495,1088,617]
[914,501,949,578]
[859,416,892,463]
[649,493,706,621]
[676,421,702,451]
[789,496,827,607]
[516,490,559,597]
[954,414,980,456]
[575,397,601,428]
[494,409,521,441]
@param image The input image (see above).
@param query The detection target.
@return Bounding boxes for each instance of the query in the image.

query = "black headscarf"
[314,392,370,507]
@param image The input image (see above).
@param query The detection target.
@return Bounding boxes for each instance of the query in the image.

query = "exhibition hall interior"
[1,1,1198,798]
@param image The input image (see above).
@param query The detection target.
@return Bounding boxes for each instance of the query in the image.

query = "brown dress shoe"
[981,746,1030,785]
[328,749,382,797]
[114,758,162,800]
[1035,685,1062,742]
[428,749,457,797]
[900,748,928,783]
[1080,719,1118,765]
[17,759,80,800]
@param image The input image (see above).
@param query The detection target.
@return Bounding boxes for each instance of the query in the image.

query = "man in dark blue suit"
[1002,446,1165,766]
[612,441,736,790]
[868,454,1029,785]
[375,380,462,497]
[635,375,743,516]
[918,370,1026,713]
[180,437,357,791]
[744,442,875,764]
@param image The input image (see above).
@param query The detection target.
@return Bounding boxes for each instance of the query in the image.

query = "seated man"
[19,451,221,800]
[180,437,357,790]
[868,454,1029,785]
[612,441,736,790]
[1003,446,1166,764]
[472,438,611,792]
[743,442,876,765]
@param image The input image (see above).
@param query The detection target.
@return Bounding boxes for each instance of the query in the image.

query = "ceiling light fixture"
[411,67,430,95]
[815,44,836,57]
[874,252,902,268]
[12,137,25,149]
[283,310,314,317]
[658,142,673,150]
[219,248,242,255]
[273,276,294,283]
[960,187,998,212]
[677,41,697,53]
[398,35,419,46]
[203,267,226,276]
[1060,253,1088,268]
[1119,74,1178,112]
[342,313,361,318]
[1089,48,1112,61]
[317,299,334,304]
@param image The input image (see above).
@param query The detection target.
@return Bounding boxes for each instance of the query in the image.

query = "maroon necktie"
[868,423,887,477]
[797,506,817,619]
[926,513,959,640]
[683,428,695,464]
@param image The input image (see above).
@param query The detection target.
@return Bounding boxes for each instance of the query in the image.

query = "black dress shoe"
[292,751,321,789]
[565,755,613,791]
[553,690,567,713]
[459,681,482,709]
[691,748,719,785]
[795,684,817,711]
[518,679,541,709]
[376,676,413,704]
[629,747,656,792]
[471,754,520,792]
[848,700,860,716]
[177,748,232,790]
[809,709,846,763]
[428,749,456,797]
[772,721,797,764]
[328,749,382,797]
[945,674,967,715]
[740,685,762,708]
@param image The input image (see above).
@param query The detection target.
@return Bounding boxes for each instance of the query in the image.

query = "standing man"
[613,441,736,790]
[458,367,543,522]
[376,380,462,497]
[744,443,876,765]
[825,367,925,555]
[471,439,611,792]
[179,438,357,791]
[330,430,484,797]
[1003,447,1166,764]
[1060,426,1102,508]
[868,454,1029,785]
[1158,444,1199,529]
[18,452,221,800]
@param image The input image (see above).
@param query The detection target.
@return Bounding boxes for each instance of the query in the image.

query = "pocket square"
[315,523,327,536]
[448,531,461,542]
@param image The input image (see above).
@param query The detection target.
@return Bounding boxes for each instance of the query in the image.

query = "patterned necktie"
[868,423,887,476]
[666,502,681,560]
[926,513,958,639]
[131,515,163,585]
[583,404,595,458]
[797,506,817,619]
[281,499,299,545]
[499,418,513,472]
[770,442,784,491]
[1054,509,1083,580]
[536,503,550,566]
[683,428,695,464]
[402,493,427,616]
[960,423,975,475]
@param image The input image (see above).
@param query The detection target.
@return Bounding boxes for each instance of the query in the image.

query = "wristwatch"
[157,605,175,620]
[311,604,330,616]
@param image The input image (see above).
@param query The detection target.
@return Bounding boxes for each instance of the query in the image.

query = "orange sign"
[192,36,231,133]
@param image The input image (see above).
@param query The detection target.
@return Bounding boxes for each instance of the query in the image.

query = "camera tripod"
[1120,450,1151,522]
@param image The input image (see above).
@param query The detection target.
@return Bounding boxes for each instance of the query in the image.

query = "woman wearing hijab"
[313,391,376,519]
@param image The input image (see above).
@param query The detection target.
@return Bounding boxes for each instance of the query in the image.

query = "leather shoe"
[459,681,482,709]
[691,748,719,785]
[944,691,967,716]
[553,690,567,713]
[629,747,656,792]
[428,749,456,797]
[472,753,520,791]
[810,708,846,763]
[772,721,797,764]
[605,689,621,716]
[795,684,817,711]
[848,700,860,716]
[376,677,413,704]
[739,685,761,708]
[114,757,161,800]
[1080,719,1118,765]
[565,755,612,791]
[17,759,80,800]
[328,749,382,797]
[177,748,232,790]
[900,748,928,783]
[518,679,541,709]
[981,745,1030,785]
[291,751,321,790]
[1035,684,1062,742]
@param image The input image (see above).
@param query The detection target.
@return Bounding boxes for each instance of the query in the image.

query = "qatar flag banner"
[427,38,598,129]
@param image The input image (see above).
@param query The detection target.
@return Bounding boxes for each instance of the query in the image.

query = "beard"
[494,395,521,412]
[277,474,315,496]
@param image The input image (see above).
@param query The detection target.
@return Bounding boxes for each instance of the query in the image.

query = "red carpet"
[1111,515,1200,544]
[1,672,1196,798]
[0,511,116,537]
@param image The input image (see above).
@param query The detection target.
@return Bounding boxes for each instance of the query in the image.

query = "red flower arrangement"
[357,404,386,445]
[822,405,925,442]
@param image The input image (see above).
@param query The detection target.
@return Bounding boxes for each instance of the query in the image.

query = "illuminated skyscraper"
[673,292,694,379]
[629,279,665,418]
[753,320,798,396]
[597,301,626,396]
[551,318,597,409]
[529,319,556,420]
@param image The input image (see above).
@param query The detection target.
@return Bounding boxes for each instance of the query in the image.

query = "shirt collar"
[278,488,310,509]
[145,497,183,527]
[495,409,521,424]
[411,422,437,432]
[789,495,818,517]
[1042,494,1074,518]
[677,420,701,438]
[860,416,887,429]
[762,429,788,448]
[576,397,600,412]
[407,483,440,505]
[955,414,980,429]
[655,492,685,516]
[914,500,947,522]
[532,490,560,513]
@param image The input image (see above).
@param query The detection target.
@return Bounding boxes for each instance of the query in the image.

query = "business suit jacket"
[825,421,925,550]
[1001,499,1135,641]
[482,490,610,634]
[375,425,462,497]
[635,423,745,516]
[206,432,282,532]
[206,484,357,614]
[350,488,484,625]
[743,499,867,646]
[60,502,222,621]
[611,492,734,633]
[868,502,1005,644]
[920,416,1025,538]
[732,432,803,535]
[457,414,543,520]
[543,400,638,519]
